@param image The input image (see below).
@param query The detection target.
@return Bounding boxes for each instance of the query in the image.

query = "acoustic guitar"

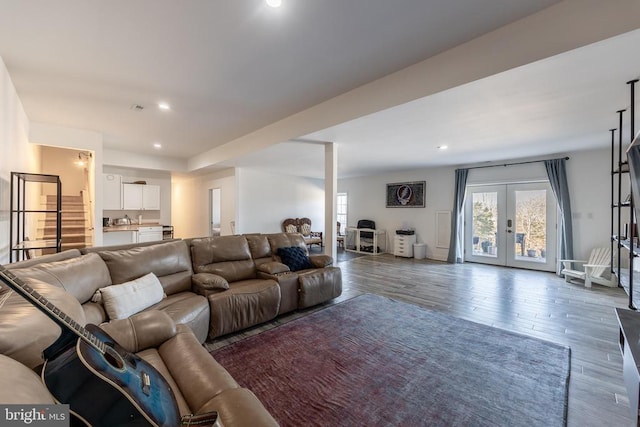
[0,265,208,427]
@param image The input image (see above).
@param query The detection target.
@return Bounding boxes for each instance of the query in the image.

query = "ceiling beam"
[188,0,640,173]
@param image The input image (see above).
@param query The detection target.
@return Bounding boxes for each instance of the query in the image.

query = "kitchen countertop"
[103,223,162,232]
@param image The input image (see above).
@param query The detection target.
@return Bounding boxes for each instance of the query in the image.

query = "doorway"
[209,188,221,236]
[464,182,557,272]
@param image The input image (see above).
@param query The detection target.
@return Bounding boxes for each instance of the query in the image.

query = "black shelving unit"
[612,80,639,309]
[10,172,62,262]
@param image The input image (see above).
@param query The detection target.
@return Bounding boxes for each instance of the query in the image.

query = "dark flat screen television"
[626,131,640,235]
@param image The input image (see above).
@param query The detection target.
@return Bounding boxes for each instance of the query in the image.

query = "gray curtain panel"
[447,168,469,264]
[544,158,574,273]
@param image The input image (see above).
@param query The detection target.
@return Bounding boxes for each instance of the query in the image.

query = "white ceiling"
[0,1,638,178]
[293,29,640,178]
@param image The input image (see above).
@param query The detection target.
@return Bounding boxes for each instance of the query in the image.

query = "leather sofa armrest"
[309,254,333,267]
[0,355,56,404]
[256,261,290,274]
[99,310,177,353]
[192,273,229,297]
[197,388,279,427]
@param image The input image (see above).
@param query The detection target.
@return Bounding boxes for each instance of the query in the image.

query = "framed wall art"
[386,181,425,208]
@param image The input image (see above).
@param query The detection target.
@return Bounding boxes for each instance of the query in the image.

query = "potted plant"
[527,249,537,257]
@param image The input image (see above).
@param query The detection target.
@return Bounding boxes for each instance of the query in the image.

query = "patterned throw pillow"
[285,224,298,234]
[300,223,311,236]
[277,247,313,272]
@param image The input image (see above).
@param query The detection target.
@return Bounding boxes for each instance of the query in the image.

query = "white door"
[209,188,221,236]
[464,182,557,272]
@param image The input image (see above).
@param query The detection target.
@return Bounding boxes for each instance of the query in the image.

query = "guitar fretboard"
[0,266,105,354]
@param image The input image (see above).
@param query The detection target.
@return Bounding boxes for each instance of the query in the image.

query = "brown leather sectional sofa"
[190,233,342,339]
[0,232,342,426]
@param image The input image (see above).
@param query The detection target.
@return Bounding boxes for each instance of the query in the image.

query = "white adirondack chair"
[560,247,614,288]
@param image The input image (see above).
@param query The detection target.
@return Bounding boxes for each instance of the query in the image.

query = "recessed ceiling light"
[153,143,162,149]
[158,102,170,111]
[266,0,282,7]
[438,145,448,150]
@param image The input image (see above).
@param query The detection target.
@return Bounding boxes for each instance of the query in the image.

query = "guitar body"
[42,325,180,427]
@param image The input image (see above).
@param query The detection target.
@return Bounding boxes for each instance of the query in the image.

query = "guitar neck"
[0,265,104,353]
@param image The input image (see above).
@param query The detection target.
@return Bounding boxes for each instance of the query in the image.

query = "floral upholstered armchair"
[282,217,323,248]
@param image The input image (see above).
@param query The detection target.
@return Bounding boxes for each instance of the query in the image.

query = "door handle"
[507,229,512,233]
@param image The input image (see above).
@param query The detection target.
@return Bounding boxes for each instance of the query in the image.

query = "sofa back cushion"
[98,240,193,295]
[190,236,256,282]
[245,234,274,267]
[9,252,112,304]
[0,279,86,369]
[5,249,82,270]
[267,233,309,258]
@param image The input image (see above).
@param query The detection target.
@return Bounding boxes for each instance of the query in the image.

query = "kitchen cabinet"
[103,225,162,245]
[103,174,122,210]
[103,230,137,246]
[142,185,160,210]
[137,226,163,243]
[122,183,160,210]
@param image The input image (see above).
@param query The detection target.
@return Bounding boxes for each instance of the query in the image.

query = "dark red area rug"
[210,294,570,427]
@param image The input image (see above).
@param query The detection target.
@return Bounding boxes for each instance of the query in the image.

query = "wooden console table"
[616,307,640,425]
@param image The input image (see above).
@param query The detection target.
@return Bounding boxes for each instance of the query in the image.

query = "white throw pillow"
[96,273,165,320]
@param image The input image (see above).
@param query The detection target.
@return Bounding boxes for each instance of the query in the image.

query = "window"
[337,193,348,234]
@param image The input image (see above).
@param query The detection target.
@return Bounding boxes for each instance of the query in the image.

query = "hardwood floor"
[207,253,634,427]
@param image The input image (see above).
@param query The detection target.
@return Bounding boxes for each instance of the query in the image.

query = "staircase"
[40,194,92,253]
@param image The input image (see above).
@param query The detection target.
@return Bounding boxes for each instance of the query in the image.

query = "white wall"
[339,167,456,260]
[237,169,325,235]
[0,57,40,264]
[566,148,612,260]
[40,146,88,196]
[339,148,611,262]
[171,168,237,239]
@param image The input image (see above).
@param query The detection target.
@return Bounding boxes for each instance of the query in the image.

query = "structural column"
[324,143,337,260]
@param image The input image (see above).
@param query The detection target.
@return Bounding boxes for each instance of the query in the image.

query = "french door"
[464,182,557,272]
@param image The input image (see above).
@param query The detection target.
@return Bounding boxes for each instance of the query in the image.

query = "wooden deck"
[208,252,634,427]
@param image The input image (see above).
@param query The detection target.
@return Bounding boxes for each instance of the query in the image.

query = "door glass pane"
[337,193,347,234]
[472,192,498,258]
[514,189,546,263]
